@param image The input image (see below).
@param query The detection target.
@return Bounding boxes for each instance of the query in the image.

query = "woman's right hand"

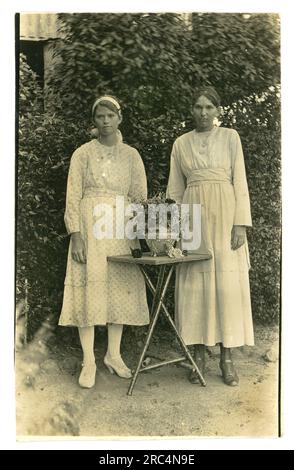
[71,232,86,263]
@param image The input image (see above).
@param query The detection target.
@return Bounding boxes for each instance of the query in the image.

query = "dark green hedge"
[245,128,281,324]
[17,54,88,336]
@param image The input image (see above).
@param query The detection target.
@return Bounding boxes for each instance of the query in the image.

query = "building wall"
[19,13,60,88]
[20,13,58,41]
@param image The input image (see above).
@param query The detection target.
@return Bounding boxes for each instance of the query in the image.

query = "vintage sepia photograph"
[15,10,281,440]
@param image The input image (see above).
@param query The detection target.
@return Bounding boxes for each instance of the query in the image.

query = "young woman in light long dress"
[167,87,254,386]
[59,96,149,388]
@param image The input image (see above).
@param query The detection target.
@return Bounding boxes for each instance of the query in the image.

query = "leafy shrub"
[244,126,281,324]
[17,54,88,335]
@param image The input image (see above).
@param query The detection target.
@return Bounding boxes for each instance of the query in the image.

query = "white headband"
[92,96,121,116]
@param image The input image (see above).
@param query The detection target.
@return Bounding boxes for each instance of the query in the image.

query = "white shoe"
[78,362,96,388]
[104,355,132,379]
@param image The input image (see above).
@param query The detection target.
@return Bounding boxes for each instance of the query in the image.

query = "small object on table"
[130,248,142,258]
[182,250,188,256]
[167,246,184,259]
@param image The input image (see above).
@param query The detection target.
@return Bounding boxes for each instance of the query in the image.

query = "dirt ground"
[16,323,279,439]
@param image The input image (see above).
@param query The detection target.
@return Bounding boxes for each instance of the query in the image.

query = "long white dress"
[167,126,254,347]
[59,139,149,327]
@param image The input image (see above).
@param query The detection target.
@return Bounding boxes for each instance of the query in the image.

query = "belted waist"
[187,168,231,186]
[83,187,128,199]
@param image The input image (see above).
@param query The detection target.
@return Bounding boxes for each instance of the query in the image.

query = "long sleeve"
[64,148,84,234]
[128,150,147,201]
[166,140,186,203]
[231,130,252,226]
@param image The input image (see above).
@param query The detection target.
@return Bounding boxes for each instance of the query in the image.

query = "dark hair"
[193,86,221,107]
[92,95,121,120]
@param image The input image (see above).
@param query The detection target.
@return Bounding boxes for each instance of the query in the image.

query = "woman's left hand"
[231,225,246,250]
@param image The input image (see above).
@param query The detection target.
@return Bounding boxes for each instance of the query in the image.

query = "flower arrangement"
[134,192,186,258]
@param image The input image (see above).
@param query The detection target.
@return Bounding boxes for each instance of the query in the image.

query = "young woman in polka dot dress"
[59,96,149,388]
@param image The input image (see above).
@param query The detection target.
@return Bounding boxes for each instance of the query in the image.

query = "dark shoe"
[219,359,239,386]
[189,345,205,384]
[189,362,205,384]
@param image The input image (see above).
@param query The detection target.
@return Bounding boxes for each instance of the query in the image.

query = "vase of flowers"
[136,193,185,258]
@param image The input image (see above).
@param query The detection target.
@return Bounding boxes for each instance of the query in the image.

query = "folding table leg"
[150,265,166,320]
[162,312,206,386]
[139,266,206,386]
[127,265,174,396]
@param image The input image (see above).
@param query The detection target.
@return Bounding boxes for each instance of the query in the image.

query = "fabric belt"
[187,168,231,186]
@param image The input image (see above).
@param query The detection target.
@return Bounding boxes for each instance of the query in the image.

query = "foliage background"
[17,13,281,336]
